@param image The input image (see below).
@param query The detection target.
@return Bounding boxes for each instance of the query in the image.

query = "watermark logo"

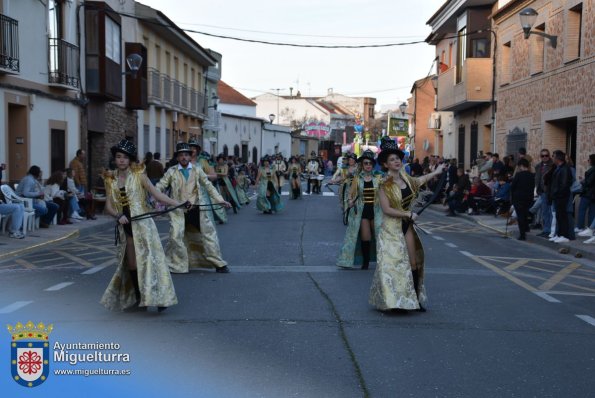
[7,321,53,388]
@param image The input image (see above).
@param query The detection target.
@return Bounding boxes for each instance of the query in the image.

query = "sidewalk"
[427,204,595,262]
[0,215,114,260]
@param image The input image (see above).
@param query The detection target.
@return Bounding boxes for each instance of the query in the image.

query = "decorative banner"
[388,117,409,137]
[302,121,331,139]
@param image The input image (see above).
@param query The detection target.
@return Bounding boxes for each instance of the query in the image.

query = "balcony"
[48,38,80,89]
[146,68,206,118]
[436,58,492,112]
[0,14,19,74]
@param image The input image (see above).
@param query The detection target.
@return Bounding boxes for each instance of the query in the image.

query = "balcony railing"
[0,14,19,73]
[436,58,492,112]
[48,38,80,89]
[147,69,207,118]
[148,67,161,102]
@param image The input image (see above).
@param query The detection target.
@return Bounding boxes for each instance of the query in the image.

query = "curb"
[426,206,595,263]
[0,230,79,261]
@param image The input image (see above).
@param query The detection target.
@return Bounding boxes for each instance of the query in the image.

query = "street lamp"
[399,102,408,116]
[123,53,143,78]
[268,114,275,124]
[519,8,557,48]
[209,93,219,110]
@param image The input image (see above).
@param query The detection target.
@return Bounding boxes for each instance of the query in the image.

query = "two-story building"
[427,0,496,169]
[0,0,83,183]
[492,0,594,176]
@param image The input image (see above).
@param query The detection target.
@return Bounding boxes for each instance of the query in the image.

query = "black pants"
[554,198,569,238]
[514,201,531,236]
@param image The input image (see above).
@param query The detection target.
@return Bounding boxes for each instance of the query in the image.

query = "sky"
[137,0,446,109]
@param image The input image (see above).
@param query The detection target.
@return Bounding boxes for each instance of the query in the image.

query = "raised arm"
[415,163,446,187]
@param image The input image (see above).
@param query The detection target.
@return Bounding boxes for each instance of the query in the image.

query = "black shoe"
[361,264,369,270]
[446,212,456,217]
[157,306,167,313]
[216,266,230,274]
[416,304,427,312]
[517,235,526,240]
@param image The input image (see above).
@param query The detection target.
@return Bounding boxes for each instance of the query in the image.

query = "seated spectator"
[16,166,58,228]
[60,168,88,221]
[44,171,72,225]
[490,175,511,215]
[465,177,494,214]
[0,190,25,239]
[447,168,471,216]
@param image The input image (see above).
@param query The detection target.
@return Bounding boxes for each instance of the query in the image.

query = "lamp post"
[123,53,143,78]
[519,8,558,48]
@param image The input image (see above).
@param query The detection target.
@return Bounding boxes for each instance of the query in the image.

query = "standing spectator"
[478,152,493,181]
[502,155,515,178]
[514,147,533,175]
[446,159,458,196]
[548,150,573,243]
[0,162,5,185]
[577,154,595,237]
[511,158,535,240]
[69,149,88,193]
[491,153,505,177]
[410,158,423,176]
[146,152,165,185]
[16,166,59,228]
[535,149,554,237]
[143,152,153,166]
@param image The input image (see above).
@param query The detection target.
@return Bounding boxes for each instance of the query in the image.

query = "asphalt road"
[1,187,594,398]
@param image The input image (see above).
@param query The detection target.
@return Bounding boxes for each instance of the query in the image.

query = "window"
[48,0,63,39]
[456,27,467,83]
[565,3,582,62]
[471,38,489,58]
[500,41,511,85]
[105,17,120,62]
[155,127,161,153]
[143,125,150,152]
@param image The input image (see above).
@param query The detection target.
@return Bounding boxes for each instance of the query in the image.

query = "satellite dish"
[423,139,430,151]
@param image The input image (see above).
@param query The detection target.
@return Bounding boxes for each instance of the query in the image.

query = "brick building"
[493,0,594,176]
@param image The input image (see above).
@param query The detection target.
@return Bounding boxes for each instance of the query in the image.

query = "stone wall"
[494,0,595,176]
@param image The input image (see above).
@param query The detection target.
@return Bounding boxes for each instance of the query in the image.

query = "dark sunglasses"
[541,154,550,158]
[362,161,373,165]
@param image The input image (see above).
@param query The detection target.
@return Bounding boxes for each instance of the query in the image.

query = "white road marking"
[432,236,444,241]
[576,315,595,327]
[460,251,473,257]
[322,192,335,196]
[445,242,458,248]
[45,282,74,291]
[533,291,561,303]
[81,259,117,275]
[0,301,33,313]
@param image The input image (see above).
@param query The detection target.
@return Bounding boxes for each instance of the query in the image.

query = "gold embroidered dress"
[156,163,227,273]
[100,167,178,311]
[337,173,383,268]
[369,174,427,310]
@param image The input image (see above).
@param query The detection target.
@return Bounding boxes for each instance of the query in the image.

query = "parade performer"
[255,156,284,214]
[156,143,232,274]
[369,138,446,312]
[198,151,227,224]
[272,154,287,194]
[235,165,251,205]
[337,150,383,270]
[287,156,302,199]
[306,151,322,194]
[101,139,182,312]
[215,154,241,214]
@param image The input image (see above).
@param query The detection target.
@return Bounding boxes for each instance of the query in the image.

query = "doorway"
[7,103,28,182]
[50,129,66,173]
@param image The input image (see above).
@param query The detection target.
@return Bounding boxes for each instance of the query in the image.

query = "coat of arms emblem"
[7,321,53,387]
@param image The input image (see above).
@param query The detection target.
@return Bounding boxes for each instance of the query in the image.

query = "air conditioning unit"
[428,113,441,130]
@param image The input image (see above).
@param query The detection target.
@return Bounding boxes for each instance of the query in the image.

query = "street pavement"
[0,184,594,397]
